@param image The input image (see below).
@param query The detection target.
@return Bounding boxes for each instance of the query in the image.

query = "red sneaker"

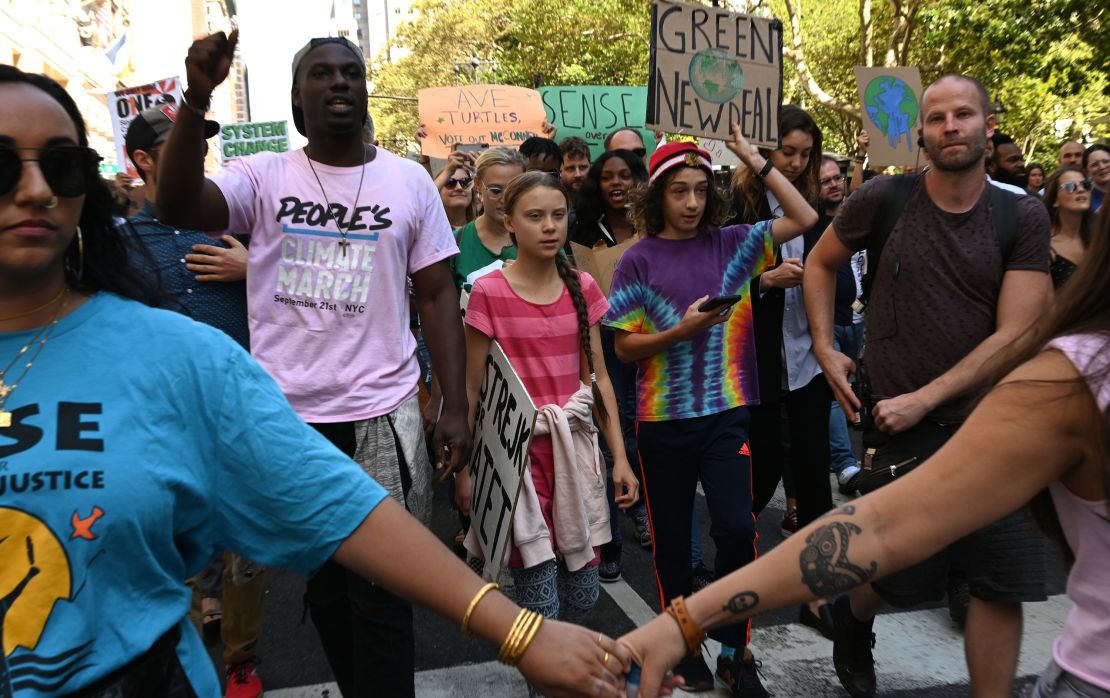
[225,659,262,698]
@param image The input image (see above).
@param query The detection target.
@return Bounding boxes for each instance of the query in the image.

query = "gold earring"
[44,196,59,209]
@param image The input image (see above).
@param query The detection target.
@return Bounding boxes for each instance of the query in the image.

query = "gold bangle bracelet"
[501,611,542,666]
[461,582,499,637]
[512,614,544,665]
[499,609,531,663]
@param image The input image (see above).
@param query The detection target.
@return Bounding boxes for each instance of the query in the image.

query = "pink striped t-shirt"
[465,269,608,409]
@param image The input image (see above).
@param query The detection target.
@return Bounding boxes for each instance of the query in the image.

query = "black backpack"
[857,174,1018,311]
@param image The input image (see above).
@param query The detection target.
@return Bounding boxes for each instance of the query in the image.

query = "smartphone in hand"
[698,294,743,313]
[455,142,489,154]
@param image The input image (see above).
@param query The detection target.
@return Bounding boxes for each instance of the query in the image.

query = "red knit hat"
[648,141,714,183]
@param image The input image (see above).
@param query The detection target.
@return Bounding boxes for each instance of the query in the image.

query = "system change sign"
[647,0,784,149]
[220,120,291,162]
[468,342,537,581]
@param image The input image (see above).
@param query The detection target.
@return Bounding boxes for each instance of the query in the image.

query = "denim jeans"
[829,323,865,475]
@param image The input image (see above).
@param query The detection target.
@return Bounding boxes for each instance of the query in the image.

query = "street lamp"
[452,56,498,85]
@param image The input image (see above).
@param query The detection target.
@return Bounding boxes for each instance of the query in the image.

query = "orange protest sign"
[418,85,547,158]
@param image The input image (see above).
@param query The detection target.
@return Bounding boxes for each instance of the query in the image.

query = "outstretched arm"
[334,497,637,697]
[621,349,1095,697]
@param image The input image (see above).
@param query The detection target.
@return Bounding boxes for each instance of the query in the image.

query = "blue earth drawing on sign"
[864,76,919,152]
[688,48,744,104]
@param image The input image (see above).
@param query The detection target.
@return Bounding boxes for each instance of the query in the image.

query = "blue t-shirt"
[0,293,386,696]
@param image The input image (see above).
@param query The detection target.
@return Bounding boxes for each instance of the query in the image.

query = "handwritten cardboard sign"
[468,342,537,581]
[571,238,639,297]
[419,85,547,158]
[854,66,924,168]
[220,120,291,162]
[698,137,742,169]
[647,0,783,149]
[109,76,182,178]
[540,86,658,160]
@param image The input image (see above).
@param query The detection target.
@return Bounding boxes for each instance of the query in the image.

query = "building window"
[339,29,350,37]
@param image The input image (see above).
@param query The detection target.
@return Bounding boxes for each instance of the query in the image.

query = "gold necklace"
[0,286,65,322]
[0,290,68,428]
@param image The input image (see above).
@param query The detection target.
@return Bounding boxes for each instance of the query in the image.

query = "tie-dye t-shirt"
[603,222,774,421]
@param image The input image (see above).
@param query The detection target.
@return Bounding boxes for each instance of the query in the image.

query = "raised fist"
[184,30,239,108]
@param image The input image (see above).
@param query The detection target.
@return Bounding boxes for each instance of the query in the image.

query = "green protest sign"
[220,120,291,162]
[540,86,658,159]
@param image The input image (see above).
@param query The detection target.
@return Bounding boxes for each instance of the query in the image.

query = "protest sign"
[220,120,291,162]
[468,342,537,581]
[109,76,182,177]
[698,137,742,169]
[540,86,658,159]
[647,0,783,149]
[854,66,924,168]
[418,85,547,158]
[571,238,639,297]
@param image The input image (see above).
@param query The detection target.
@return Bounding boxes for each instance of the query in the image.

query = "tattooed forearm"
[722,591,760,615]
[818,504,856,520]
[799,522,878,597]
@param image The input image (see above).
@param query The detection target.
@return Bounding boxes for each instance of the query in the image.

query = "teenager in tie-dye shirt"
[603,129,817,696]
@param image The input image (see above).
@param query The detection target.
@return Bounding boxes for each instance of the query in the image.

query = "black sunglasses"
[0,146,102,198]
[444,176,473,189]
[633,147,647,158]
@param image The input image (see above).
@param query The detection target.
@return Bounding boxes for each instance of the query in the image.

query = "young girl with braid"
[458,172,640,649]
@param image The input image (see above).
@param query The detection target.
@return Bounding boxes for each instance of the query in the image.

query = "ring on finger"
[602,650,609,665]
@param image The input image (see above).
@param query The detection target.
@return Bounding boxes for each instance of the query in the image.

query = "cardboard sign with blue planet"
[647,0,783,149]
[854,66,925,168]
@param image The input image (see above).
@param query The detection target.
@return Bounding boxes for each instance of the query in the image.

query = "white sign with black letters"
[469,342,536,581]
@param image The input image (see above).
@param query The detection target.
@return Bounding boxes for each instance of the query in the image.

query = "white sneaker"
[837,464,862,495]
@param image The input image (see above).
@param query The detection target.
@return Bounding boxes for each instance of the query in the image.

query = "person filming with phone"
[603,126,816,696]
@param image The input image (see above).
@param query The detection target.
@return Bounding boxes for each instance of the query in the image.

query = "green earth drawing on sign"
[864,76,919,152]
[689,48,745,104]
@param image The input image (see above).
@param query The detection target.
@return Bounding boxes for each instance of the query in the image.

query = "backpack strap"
[989,184,1018,267]
[856,173,920,311]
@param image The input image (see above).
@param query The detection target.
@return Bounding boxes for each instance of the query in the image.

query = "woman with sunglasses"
[434,148,478,229]
[1042,166,1096,289]
[447,146,526,291]
[0,64,634,698]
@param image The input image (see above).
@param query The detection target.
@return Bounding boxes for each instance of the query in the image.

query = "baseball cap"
[125,103,219,162]
[290,37,367,136]
[648,142,713,183]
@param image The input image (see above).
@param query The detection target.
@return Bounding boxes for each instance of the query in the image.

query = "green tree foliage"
[368,0,650,152]
[370,0,1107,167]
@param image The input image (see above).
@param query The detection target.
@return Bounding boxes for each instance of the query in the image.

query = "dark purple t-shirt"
[834,176,1050,421]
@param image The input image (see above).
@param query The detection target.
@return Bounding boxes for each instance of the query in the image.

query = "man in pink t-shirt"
[156,32,470,698]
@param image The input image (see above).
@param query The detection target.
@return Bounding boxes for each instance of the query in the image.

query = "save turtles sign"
[646,0,783,148]
[853,67,924,168]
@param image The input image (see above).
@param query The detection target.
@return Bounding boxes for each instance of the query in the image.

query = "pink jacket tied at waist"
[514,383,612,572]
[466,383,612,573]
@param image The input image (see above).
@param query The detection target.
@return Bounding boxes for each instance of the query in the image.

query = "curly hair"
[626,167,732,237]
[0,64,159,305]
[501,171,609,424]
[730,104,822,223]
